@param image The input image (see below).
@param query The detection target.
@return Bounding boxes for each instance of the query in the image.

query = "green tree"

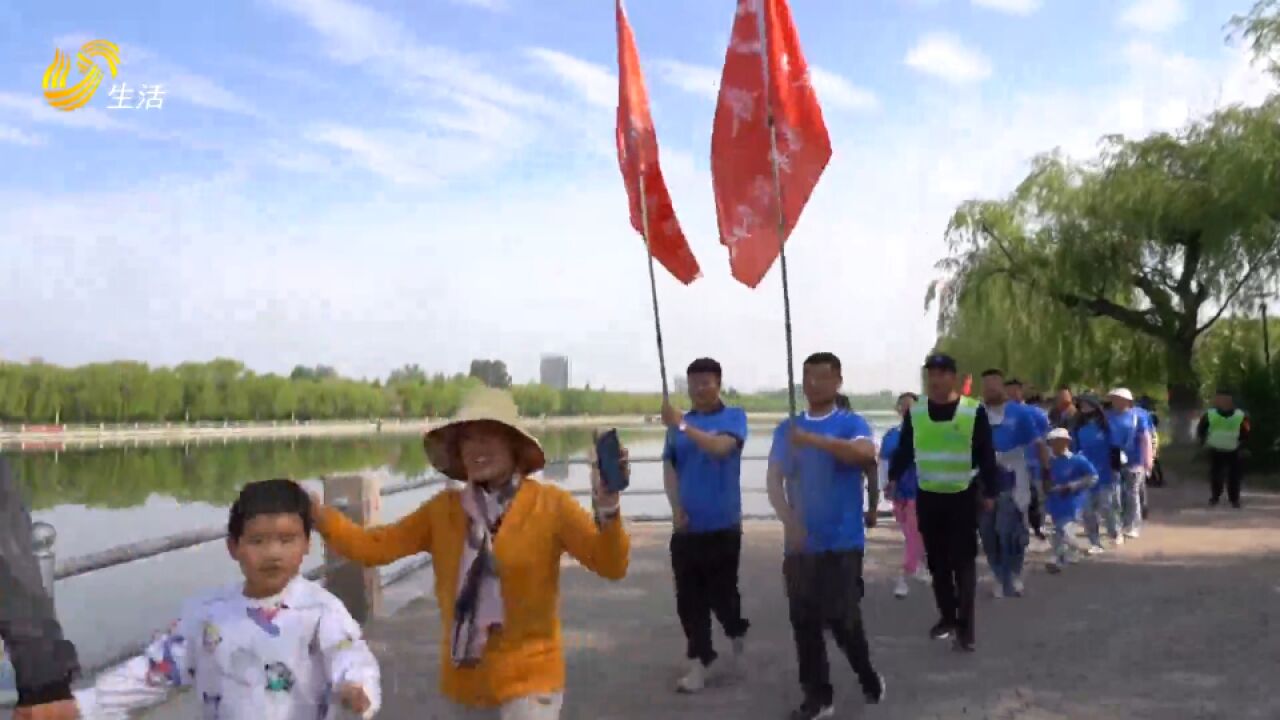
[468,359,512,389]
[930,100,1280,437]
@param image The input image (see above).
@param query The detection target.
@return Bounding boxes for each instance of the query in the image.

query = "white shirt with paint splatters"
[74,576,381,720]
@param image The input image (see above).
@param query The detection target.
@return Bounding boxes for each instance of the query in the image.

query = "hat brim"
[423,419,546,481]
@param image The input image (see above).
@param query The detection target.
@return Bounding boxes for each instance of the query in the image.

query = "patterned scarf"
[451,476,519,668]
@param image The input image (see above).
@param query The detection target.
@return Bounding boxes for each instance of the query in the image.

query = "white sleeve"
[317,598,382,719]
[75,610,196,718]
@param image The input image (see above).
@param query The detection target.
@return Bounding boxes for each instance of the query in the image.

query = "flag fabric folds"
[615,0,701,285]
[710,0,832,288]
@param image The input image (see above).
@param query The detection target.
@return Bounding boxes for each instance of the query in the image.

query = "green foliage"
[468,359,512,389]
[931,98,1280,407]
[0,358,900,425]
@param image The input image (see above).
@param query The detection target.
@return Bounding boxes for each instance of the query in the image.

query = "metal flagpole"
[754,2,798,420]
[637,177,671,400]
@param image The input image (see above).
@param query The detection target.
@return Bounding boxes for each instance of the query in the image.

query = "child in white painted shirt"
[74,478,381,719]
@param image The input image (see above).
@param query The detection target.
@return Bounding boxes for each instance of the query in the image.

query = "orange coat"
[316,479,629,707]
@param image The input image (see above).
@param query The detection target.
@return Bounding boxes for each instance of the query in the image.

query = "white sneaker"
[992,584,1005,599]
[1011,577,1025,597]
[1087,545,1105,556]
[914,567,932,583]
[1124,529,1140,539]
[1114,535,1125,547]
[894,576,910,598]
[676,661,708,693]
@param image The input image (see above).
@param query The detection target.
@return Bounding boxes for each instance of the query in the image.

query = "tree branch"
[1054,291,1167,338]
[1195,248,1279,334]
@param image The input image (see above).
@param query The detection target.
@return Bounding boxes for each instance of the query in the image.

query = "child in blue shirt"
[1044,429,1097,573]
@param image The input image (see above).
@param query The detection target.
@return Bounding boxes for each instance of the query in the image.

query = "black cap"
[1004,377,1023,387]
[922,353,957,372]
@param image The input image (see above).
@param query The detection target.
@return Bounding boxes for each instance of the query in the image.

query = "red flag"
[711,0,832,288]
[615,0,701,285]
[962,374,973,396]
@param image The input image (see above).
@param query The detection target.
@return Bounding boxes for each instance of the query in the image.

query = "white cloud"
[652,59,720,101]
[809,67,880,111]
[526,48,616,110]
[0,124,44,146]
[447,0,506,9]
[1119,0,1187,34]
[905,33,993,84]
[0,91,130,132]
[971,0,1041,15]
[653,59,877,112]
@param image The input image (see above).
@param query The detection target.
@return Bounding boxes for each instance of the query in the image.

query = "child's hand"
[336,682,372,714]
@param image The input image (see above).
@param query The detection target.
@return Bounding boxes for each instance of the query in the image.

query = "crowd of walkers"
[0,352,1254,720]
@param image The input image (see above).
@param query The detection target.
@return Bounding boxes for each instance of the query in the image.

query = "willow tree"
[930,98,1280,438]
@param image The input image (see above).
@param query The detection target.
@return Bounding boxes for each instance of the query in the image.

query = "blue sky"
[0,0,1272,392]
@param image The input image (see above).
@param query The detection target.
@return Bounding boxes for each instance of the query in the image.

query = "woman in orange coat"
[312,389,630,719]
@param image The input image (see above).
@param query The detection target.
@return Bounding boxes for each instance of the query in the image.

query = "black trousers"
[916,485,979,644]
[1209,449,1244,504]
[783,550,877,705]
[1027,483,1044,537]
[670,527,750,665]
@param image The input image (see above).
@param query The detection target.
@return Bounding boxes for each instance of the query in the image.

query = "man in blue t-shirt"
[980,370,1049,599]
[661,357,751,694]
[1106,388,1151,540]
[1006,378,1049,544]
[766,352,884,720]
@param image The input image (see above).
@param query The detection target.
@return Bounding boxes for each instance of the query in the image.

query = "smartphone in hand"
[595,429,629,494]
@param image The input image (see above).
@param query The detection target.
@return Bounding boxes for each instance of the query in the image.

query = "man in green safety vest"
[1197,389,1251,509]
[888,354,999,653]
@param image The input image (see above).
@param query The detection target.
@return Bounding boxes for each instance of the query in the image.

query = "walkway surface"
[364,479,1280,720]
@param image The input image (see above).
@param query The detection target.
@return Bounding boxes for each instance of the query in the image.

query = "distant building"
[540,354,570,390]
[673,375,689,394]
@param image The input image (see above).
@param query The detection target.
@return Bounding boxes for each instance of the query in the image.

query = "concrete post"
[322,474,382,623]
[31,521,57,602]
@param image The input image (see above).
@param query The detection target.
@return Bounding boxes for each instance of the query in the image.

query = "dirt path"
[365,476,1279,719]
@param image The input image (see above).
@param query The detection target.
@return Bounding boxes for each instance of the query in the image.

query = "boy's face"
[1049,437,1071,456]
[228,512,310,597]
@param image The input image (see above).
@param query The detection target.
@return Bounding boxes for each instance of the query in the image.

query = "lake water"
[2,413,896,687]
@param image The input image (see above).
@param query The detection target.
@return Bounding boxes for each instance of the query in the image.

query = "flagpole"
[754,2,798,421]
[637,177,671,400]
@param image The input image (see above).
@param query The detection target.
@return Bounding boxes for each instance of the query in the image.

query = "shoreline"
[0,413,820,449]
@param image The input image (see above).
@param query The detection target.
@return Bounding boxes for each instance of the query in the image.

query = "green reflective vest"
[912,396,979,493]
[1206,410,1244,452]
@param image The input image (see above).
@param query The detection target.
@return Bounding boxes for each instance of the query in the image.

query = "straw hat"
[423,387,546,481]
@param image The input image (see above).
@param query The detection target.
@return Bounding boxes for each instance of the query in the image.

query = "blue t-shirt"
[1022,404,1051,473]
[769,410,873,554]
[1046,452,1096,521]
[988,402,1040,453]
[1072,421,1116,489]
[988,402,1040,491]
[879,426,917,501]
[1107,409,1150,469]
[662,406,748,532]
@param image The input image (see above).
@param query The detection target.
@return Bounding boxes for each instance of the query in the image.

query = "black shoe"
[929,620,955,640]
[1231,500,1242,509]
[789,698,834,720]
[1209,497,1220,507]
[860,672,886,704]
[952,635,976,653]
